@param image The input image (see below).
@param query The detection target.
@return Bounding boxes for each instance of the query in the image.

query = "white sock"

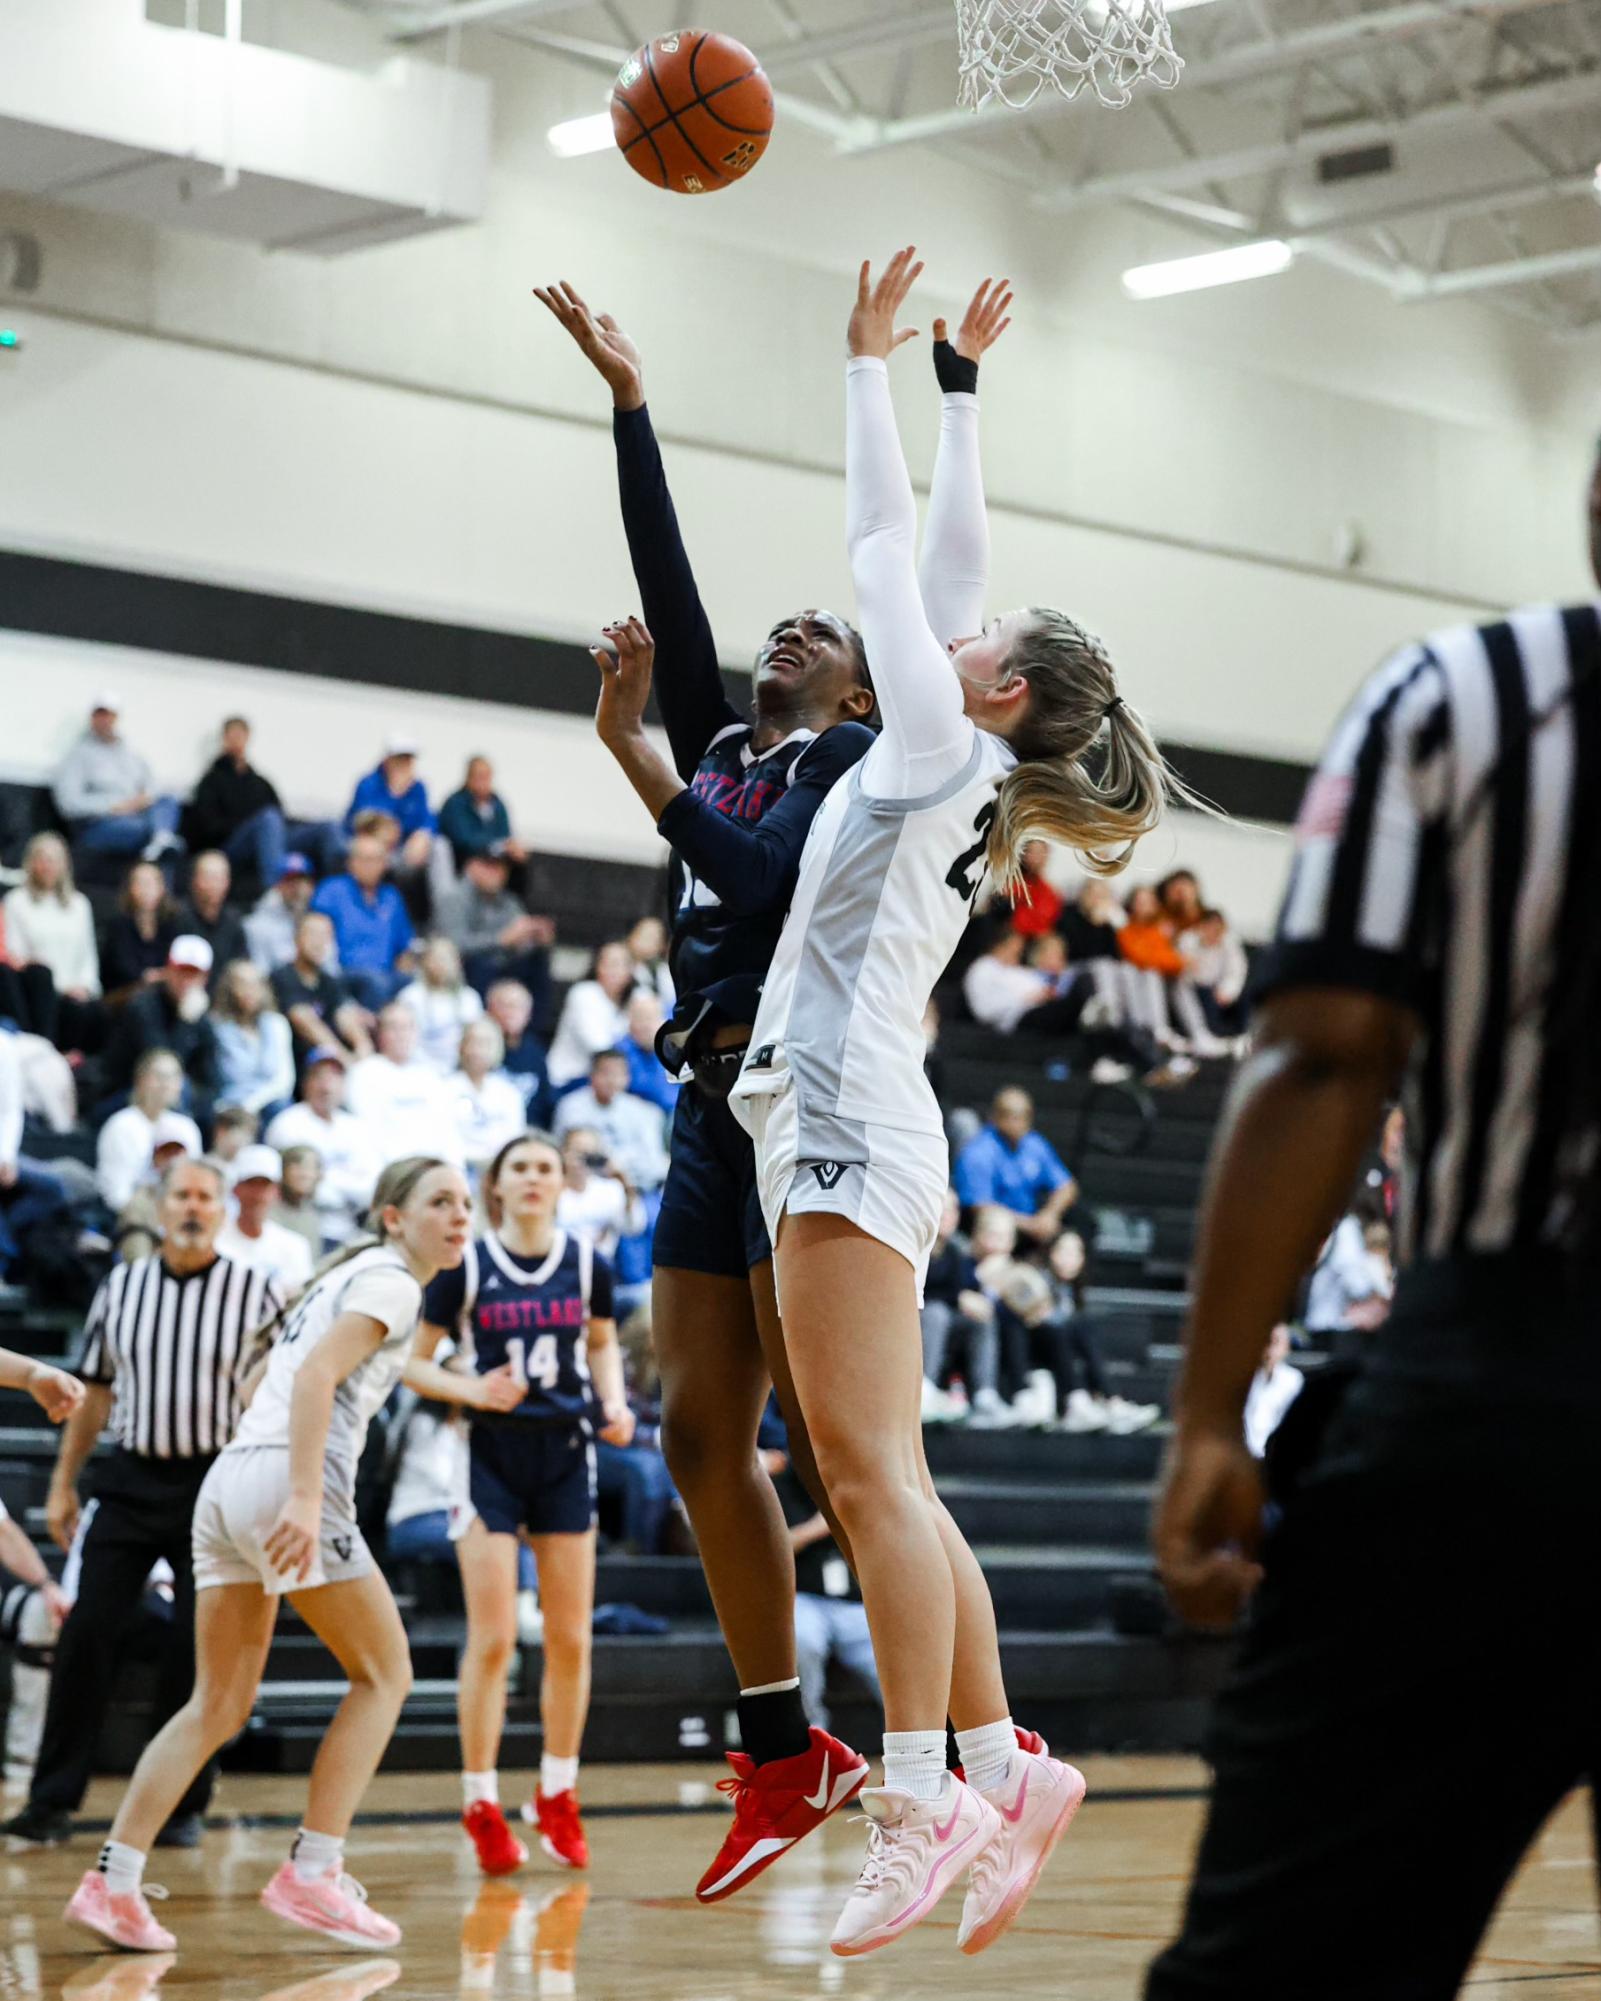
[463,1770,499,1807]
[540,1753,579,1798]
[957,1717,1017,1795]
[737,1676,800,1697]
[291,1826,345,1884]
[881,1730,948,1802]
[98,1839,145,1898]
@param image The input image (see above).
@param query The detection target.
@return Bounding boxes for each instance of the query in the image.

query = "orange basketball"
[611,29,774,196]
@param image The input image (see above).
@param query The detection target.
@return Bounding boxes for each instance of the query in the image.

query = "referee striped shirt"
[1263,598,1601,1264]
[77,1254,283,1460]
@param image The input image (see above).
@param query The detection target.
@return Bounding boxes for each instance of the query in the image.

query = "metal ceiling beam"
[1032,66,1601,209]
[1285,166,1601,244]
[388,0,583,41]
[505,5,953,77]
[1402,239,1601,296]
[840,0,1587,153]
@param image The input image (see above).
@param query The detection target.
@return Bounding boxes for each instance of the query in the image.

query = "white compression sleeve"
[917,391,989,652]
[845,357,975,800]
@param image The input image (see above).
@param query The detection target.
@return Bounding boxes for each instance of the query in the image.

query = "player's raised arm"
[845,249,973,797]
[535,282,740,781]
[918,279,1012,650]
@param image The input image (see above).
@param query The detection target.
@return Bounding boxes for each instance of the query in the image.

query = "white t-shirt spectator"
[1178,925,1249,1006]
[96,1104,204,1212]
[962,955,1054,1035]
[452,1069,527,1172]
[388,1407,468,1528]
[216,1218,314,1296]
[396,979,483,1076]
[546,981,629,1089]
[1306,1215,1390,1334]
[2,886,101,997]
[264,1101,380,1243]
[1244,1358,1306,1459]
[553,1086,669,1192]
[346,1053,465,1166]
[557,1176,642,1260]
[0,1032,21,1173]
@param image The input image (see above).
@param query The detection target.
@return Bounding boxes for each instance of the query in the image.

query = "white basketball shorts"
[192,1446,375,1596]
[739,1086,949,1303]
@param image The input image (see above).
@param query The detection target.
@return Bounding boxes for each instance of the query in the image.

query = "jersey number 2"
[946,801,997,904]
[506,1334,560,1391]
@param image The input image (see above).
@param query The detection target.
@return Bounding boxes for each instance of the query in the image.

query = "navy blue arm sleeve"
[590,1255,616,1322]
[653,725,874,919]
[421,1261,467,1330]
[613,404,741,781]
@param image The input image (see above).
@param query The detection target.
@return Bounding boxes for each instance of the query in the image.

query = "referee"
[2,1157,281,1847]
[1147,448,1601,2000]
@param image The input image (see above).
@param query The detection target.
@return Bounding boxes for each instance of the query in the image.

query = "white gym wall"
[1,0,1596,934]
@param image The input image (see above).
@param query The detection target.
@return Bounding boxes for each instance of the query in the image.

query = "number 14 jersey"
[421,1230,614,1428]
[731,729,1015,1141]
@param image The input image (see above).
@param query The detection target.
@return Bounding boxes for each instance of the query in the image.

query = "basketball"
[611,29,775,196]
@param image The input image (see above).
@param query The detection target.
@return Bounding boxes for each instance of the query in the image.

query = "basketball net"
[955,0,1182,112]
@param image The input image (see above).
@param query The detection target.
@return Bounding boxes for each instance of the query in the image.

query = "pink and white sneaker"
[957,1742,1087,1954]
[260,1861,403,1949]
[829,1779,1000,1959]
[63,1870,176,1953]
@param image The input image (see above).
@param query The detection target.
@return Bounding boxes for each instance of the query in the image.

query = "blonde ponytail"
[984,608,1210,893]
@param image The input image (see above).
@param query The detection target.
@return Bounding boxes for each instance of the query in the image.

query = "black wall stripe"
[0,548,1313,829]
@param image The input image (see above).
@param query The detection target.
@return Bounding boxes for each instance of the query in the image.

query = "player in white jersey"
[729,249,1186,1959]
[65,1156,472,1958]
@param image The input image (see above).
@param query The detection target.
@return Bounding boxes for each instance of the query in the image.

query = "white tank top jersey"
[227,1244,424,1486]
[731,354,1016,1141]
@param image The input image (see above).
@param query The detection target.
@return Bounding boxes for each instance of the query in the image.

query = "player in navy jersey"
[537,282,878,1897]
[407,1132,633,1877]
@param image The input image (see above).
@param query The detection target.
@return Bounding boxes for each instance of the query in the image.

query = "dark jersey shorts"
[653,1083,771,1279]
[466,1421,597,1539]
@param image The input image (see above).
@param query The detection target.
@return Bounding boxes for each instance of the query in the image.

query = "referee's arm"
[1155,651,1446,1628]
[46,1280,119,1550]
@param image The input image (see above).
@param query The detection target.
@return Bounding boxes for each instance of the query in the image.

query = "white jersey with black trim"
[732,354,1015,1141]
[227,1245,423,1486]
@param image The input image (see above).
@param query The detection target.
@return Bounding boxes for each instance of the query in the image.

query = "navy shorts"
[466,1422,597,1538]
[652,1082,772,1279]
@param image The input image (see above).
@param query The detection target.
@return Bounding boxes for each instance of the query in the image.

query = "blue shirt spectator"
[621,992,679,1116]
[952,1086,1079,1247]
[485,978,553,1127]
[344,740,436,856]
[311,831,413,1009]
[438,755,523,869]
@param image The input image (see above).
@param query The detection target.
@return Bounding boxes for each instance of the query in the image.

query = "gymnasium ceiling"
[345,0,1601,334]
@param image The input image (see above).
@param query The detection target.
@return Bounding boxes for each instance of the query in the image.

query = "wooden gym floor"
[4,1760,1597,1999]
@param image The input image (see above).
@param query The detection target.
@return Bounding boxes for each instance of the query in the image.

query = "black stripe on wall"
[0,548,1312,826]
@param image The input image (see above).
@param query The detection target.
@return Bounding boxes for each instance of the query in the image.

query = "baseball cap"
[232,1144,282,1186]
[304,1046,346,1071]
[168,935,214,973]
[91,690,121,714]
[150,1113,198,1157]
[384,734,421,758]
[279,852,313,878]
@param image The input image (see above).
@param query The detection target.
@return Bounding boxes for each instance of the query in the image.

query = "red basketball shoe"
[696,1726,869,1904]
[462,1800,527,1877]
[528,1790,589,1870]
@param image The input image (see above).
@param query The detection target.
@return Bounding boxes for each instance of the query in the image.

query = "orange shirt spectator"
[1118,885,1187,976]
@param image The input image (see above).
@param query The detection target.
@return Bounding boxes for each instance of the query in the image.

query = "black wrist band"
[933,339,979,397]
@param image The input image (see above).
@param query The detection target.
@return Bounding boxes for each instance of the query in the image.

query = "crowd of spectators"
[962,849,1250,1082]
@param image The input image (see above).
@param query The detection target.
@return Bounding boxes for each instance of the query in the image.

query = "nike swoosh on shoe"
[700,1836,795,1898]
[804,1757,832,1812]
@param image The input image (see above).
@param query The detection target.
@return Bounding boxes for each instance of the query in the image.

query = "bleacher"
[0,1006,1240,1774]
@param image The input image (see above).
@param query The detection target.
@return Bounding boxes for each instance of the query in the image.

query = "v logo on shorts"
[331,1536,353,1562]
[810,1162,849,1191]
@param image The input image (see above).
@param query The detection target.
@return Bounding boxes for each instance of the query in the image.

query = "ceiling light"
[1122,239,1294,300]
[547,112,614,160]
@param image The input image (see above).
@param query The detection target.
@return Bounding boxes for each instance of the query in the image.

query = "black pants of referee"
[30,1451,216,1820]
[1147,1257,1601,2001]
